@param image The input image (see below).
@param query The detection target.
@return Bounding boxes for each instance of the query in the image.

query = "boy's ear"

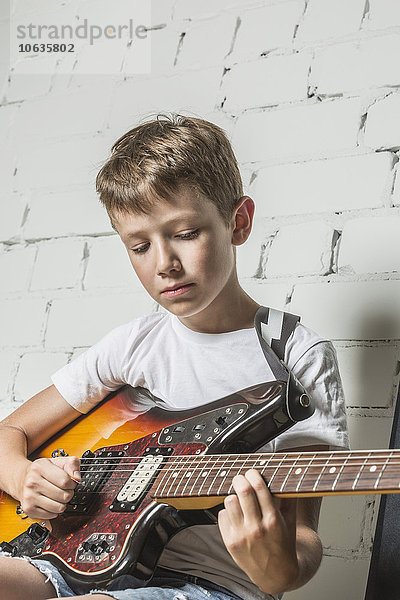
[231,196,255,246]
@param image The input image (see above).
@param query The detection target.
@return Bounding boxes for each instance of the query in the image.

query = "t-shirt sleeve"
[51,321,138,413]
[272,332,349,452]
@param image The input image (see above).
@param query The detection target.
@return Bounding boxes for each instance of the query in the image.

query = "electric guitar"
[0,382,398,592]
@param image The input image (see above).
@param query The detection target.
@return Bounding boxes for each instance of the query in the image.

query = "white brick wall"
[364,93,400,150]
[1,2,400,599]
[232,98,361,164]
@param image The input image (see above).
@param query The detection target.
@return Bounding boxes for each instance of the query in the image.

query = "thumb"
[51,456,81,482]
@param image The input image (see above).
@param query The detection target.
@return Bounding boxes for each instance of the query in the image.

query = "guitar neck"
[152,449,400,504]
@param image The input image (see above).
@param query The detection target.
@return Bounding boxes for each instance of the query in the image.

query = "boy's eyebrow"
[123,214,202,240]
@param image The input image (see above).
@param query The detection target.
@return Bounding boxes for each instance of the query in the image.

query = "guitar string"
[73,452,400,474]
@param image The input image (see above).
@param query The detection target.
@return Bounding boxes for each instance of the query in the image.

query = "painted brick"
[24,190,111,239]
[232,98,361,164]
[0,349,19,400]
[364,93,400,151]
[16,136,110,190]
[348,415,393,450]
[265,221,334,276]
[285,556,370,600]
[0,245,36,293]
[236,218,272,279]
[295,0,366,44]
[84,236,142,290]
[238,279,289,310]
[45,293,155,348]
[30,239,85,290]
[312,35,400,96]
[173,0,260,21]
[334,343,399,409]
[0,193,26,242]
[108,68,223,135]
[0,104,19,140]
[72,40,127,76]
[126,25,179,78]
[0,298,47,346]
[150,0,174,24]
[177,14,237,70]
[12,83,114,142]
[290,280,400,340]
[319,495,365,549]
[393,166,400,206]
[252,153,391,217]
[222,51,310,112]
[365,0,400,30]
[338,216,400,274]
[0,143,17,198]
[231,1,304,60]
[14,351,69,401]
[6,58,54,102]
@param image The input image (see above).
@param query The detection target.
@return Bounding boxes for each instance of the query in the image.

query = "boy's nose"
[156,244,181,275]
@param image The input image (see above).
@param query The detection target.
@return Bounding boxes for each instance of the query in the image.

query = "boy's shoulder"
[286,320,331,369]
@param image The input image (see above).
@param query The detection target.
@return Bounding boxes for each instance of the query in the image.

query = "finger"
[33,459,77,490]
[279,497,298,529]
[243,469,278,518]
[223,492,244,528]
[231,473,262,523]
[51,456,81,483]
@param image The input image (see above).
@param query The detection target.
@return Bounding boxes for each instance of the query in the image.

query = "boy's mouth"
[161,283,194,297]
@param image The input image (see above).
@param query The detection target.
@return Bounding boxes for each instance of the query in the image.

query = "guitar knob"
[51,449,68,458]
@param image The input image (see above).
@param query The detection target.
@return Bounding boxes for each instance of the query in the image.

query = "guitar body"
[0,377,311,591]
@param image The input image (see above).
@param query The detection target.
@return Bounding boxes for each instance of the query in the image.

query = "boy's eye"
[131,242,150,254]
[177,229,199,240]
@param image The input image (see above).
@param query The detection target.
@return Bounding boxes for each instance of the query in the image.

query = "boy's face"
[113,187,240,329]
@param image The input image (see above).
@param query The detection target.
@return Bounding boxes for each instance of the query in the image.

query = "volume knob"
[51,448,68,458]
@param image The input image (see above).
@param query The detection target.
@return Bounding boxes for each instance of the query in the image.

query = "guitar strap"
[254,306,300,381]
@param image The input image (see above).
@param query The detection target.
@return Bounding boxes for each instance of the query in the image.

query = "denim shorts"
[4,553,245,600]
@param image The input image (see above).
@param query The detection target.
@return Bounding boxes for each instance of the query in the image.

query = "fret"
[208,454,230,496]
[237,455,254,478]
[179,457,203,497]
[165,455,188,498]
[352,452,371,491]
[154,454,179,498]
[332,452,351,491]
[268,453,288,489]
[258,454,274,479]
[196,455,216,496]
[215,455,231,496]
[227,455,242,494]
[312,453,332,492]
[374,450,393,490]
[296,453,317,493]
[279,453,300,493]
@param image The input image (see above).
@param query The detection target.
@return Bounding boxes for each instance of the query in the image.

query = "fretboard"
[152,450,400,500]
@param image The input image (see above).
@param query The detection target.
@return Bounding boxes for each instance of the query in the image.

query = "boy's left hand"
[218,469,299,595]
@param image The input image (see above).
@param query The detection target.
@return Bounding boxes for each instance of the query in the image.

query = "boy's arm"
[0,385,83,519]
[218,444,327,596]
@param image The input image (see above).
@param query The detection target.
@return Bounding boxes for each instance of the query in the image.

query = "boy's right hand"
[17,456,81,519]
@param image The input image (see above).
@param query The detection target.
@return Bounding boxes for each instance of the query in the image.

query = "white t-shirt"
[51,311,349,600]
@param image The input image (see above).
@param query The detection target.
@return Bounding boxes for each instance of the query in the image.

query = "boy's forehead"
[112,193,219,238]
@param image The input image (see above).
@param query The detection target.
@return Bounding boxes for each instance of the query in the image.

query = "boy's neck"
[177,290,260,335]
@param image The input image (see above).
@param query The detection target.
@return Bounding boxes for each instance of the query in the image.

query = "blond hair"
[96,114,243,224]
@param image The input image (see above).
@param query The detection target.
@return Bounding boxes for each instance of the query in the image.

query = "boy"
[0,114,348,600]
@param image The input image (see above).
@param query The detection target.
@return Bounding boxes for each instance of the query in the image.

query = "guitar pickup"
[65,450,124,515]
[110,447,172,513]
